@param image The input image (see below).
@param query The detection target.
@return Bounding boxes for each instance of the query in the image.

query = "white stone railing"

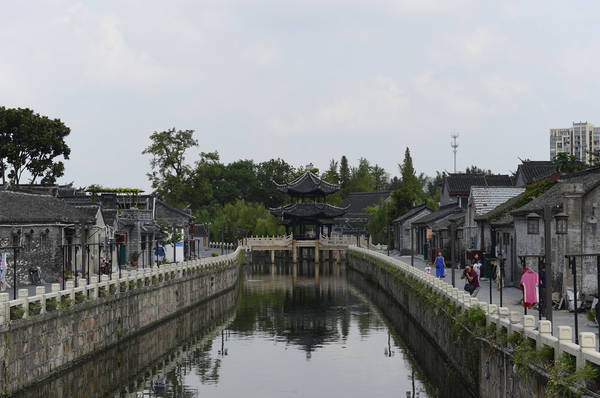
[245,234,292,246]
[319,234,354,245]
[348,246,600,370]
[0,247,246,325]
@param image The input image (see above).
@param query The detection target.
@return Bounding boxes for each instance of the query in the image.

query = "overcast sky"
[2,1,599,192]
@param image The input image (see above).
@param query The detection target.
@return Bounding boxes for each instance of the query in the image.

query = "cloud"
[242,40,283,68]
[266,75,409,136]
[79,13,168,89]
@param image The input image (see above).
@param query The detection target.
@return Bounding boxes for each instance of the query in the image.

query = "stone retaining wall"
[0,248,247,395]
[346,247,600,398]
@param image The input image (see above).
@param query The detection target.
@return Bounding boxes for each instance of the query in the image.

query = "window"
[12,232,20,247]
[41,230,48,251]
[24,230,33,252]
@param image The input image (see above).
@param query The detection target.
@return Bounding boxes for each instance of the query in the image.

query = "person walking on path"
[461,264,481,297]
[493,254,506,289]
[435,252,446,279]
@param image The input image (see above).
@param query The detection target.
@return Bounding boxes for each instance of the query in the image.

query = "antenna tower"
[450,131,459,173]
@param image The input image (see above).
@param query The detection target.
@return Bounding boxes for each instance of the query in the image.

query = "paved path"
[386,252,599,349]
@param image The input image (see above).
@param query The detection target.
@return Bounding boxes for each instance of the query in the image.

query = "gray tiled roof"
[392,204,432,224]
[337,192,391,215]
[270,203,349,218]
[0,191,94,224]
[276,172,340,196]
[470,186,525,216]
[412,204,464,227]
[446,174,514,194]
[516,161,557,185]
[511,168,600,216]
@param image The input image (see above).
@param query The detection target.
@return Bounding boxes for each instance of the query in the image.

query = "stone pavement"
[387,252,600,350]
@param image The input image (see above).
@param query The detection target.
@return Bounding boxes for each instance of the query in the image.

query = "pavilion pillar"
[271,250,275,263]
[337,250,341,263]
[315,242,320,263]
[329,250,333,262]
[292,242,297,263]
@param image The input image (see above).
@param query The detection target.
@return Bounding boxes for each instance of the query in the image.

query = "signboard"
[426,229,433,241]
[189,223,195,237]
[115,231,127,243]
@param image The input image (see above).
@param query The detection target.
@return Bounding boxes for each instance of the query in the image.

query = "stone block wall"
[0,248,246,395]
[346,247,600,398]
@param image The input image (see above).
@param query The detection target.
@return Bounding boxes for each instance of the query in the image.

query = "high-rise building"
[550,122,600,163]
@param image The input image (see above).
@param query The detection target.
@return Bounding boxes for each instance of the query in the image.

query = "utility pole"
[451,131,460,173]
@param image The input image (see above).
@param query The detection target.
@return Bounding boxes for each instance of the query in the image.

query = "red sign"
[115,231,127,243]
[189,223,196,237]
[426,229,433,241]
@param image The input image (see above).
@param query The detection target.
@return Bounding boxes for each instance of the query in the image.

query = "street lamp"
[526,212,541,235]
[526,207,566,323]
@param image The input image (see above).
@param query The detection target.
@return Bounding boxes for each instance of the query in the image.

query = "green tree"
[387,188,416,224]
[339,156,351,197]
[142,128,219,208]
[348,157,373,193]
[371,164,388,192]
[255,158,296,208]
[398,148,426,202]
[0,107,71,185]
[322,159,340,184]
[553,152,586,173]
[366,198,389,244]
[464,165,493,175]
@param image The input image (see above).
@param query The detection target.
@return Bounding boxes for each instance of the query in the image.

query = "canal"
[16,259,473,397]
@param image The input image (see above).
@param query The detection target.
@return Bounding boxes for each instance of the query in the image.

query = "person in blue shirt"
[435,252,446,279]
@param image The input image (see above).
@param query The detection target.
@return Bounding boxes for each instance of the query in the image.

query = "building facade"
[550,121,600,163]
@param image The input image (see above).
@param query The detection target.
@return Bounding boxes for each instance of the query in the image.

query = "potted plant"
[130,251,140,267]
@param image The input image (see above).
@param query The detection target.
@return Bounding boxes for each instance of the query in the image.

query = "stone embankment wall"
[346,247,600,398]
[0,248,247,395]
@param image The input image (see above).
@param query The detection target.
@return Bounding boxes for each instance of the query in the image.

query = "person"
[425,262,432,275]
[471,253,480,265]
[461,264,480,297]
[473,259,482,280]
[539,263,546,316]
[493,254,506,289]
[435,252,446,279]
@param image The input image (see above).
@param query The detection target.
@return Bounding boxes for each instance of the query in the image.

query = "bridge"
[243,233,385,263]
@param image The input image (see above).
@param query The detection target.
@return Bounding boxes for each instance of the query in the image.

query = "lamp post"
[526,206,568,323]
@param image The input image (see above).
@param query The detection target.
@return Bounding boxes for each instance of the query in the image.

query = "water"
[16,260,473,397]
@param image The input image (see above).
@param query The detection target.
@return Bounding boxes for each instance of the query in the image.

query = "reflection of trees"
[230,263,384,355]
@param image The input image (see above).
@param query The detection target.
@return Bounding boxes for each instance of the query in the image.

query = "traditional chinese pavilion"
[269,172,348,239]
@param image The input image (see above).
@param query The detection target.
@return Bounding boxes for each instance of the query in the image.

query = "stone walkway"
[388,252,599,349]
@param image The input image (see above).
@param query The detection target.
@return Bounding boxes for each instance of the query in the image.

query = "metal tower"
[451,131,459,173]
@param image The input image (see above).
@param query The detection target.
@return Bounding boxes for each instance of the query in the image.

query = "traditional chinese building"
[269,172,348,239]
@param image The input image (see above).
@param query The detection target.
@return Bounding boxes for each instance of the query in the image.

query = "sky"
[2,1,600,193]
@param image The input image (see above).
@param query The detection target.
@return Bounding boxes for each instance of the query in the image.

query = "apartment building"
[550,121,600,163]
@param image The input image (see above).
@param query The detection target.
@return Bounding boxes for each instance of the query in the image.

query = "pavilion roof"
[269,202,349,219]
[275,172,340,196]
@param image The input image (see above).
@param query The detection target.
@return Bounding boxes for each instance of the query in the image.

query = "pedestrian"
[461,264,480,297]
[425,262,432,275]
[493,254,506,289]
[471,253,480,265]
[435,252,446,279]
[473,259,482,279]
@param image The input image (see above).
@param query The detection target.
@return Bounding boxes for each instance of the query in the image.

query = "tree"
[464,165,493,175]
[553,152,586,173]
[387,188,417,224]
[398,148,426,202]
[322,159,340,184]
[371,164,388,192]
[339,156,351,197]
[0,107,71,185]
[142,128,219,208]
[348,157,373,193]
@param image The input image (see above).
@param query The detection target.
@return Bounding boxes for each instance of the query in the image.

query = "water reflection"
[15,258,472,398]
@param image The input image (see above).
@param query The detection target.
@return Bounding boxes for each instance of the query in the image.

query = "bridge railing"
[245,235,292,246]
